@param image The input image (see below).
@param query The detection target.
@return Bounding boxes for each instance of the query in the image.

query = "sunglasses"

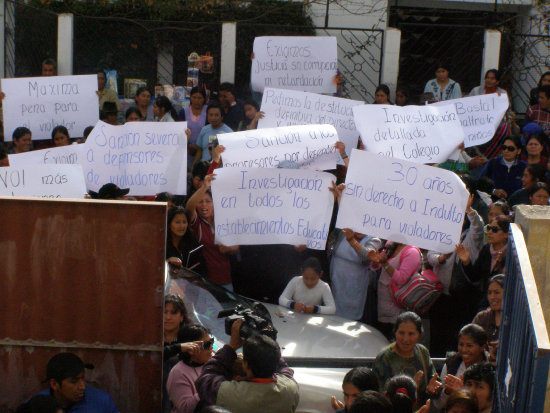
[502,145,517,152]
[201,338,215,350]
[486,225,502,233]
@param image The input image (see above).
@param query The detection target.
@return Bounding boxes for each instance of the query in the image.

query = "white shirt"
[279,276,336,315]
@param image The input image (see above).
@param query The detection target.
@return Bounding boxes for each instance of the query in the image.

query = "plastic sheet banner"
[0,164,87,198]
[212,168,334,250]
[259,88,362,165]
[352,103,464,164]
[336,149,469,253]
[217,124,339,171]
[81,121,188,196]
[251,36,337,94]
[2,74,99,140]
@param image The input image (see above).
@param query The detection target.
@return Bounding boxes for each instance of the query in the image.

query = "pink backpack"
[389,246,443,315]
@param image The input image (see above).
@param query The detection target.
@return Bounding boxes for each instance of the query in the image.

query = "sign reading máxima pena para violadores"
[336,150,469,253]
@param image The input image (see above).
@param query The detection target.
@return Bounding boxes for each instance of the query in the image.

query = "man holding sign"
[336,149,469,254]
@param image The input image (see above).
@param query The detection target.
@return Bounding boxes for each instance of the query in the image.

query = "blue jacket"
[480,156,526,198]
[38,386,118,413]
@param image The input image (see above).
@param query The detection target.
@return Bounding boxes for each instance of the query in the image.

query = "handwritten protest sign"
[81,121,188,196]
[212,168,334,250]
[2,75,100,140]
[336,150,469,253]
[8,144,84,167]
[353,104,464,164]
[217,124,339,171]
[258,88,362,164]
[433,93,509,147]
[251,37,337,94]
[0,164,87,198]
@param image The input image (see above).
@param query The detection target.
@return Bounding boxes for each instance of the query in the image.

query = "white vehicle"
[166,266,389,413]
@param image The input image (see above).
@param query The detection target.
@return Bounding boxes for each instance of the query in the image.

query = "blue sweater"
[480,156,526,198]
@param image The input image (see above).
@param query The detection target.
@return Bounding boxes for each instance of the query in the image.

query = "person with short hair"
[125,107,142,123]
[279,257,336,314]
[348,390,394,413]
[373,84,391,104]
[196,319,299,413]
[97,71,120,112]
[36,352,118,412]
[528,181,550,205]
[526,84,550,137]
[444,390,479,413]
[218,82,245,131]
[195,103,233,162]
[101,102,119,125]
[463,363,495,413]
[41,58,57,76]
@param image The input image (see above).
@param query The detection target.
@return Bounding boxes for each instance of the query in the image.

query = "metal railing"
[496,223,550,413]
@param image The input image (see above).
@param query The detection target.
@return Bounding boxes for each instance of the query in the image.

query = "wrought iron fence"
[496,223,550,413]
[236,23,383,102]
[395,22,485,102]
[4,0,57,77]
[499,32,550,114]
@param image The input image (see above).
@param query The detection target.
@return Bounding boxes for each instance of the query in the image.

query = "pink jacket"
[377,245,421,323]
[166,361,203,413]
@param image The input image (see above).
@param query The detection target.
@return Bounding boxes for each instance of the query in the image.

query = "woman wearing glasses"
[480,136,526,200]
[167,324,215,413]
[455,215,512,311]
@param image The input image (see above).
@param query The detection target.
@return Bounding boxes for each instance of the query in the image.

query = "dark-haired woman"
[166,206,203,272]
[386,374,417,413]
[166,324,214,413]
[125,107,142,123]
[529,181,550,205]
[509,163,547,207]
[154,95,177,122]
[373,312,441,404]
[331,367,380,412]
[423,63,462,102]
[373,84,391,104]
[51,125,70,147]
[196,103,233,162]
[480,136,527,200]
[179,87,207,170]
[9,127,32,154]
[238,98,264,130]
[473,274,504,344]
[395,86,415,106]
[469,69,506,96]
[521,134,548,167]
[529,71,550,106]
[133,87,154,121]
[456,215,511,310]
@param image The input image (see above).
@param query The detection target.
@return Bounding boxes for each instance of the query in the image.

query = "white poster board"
[212,168,334,250]
[251,36,338,94]
[218,124,339,171]
[259,88,362,164]
[0,164,87,198]
[8,144,84,167]
[432,93,509,148]
[336,149,469,253]
[2,75,100,140]
[353,104,464,164]
[81,121,188,196]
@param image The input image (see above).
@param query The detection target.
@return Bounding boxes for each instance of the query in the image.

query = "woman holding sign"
[185,174,235,289]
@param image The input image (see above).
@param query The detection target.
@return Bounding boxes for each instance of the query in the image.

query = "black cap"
[46,353,93,382]
[97,183,130,199]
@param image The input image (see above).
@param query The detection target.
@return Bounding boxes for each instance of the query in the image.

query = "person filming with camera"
[196,319,299,413]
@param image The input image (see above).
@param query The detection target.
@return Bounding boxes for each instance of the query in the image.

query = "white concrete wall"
[220,22,237,84]
[480,29,501,80]
[381,28,401,99]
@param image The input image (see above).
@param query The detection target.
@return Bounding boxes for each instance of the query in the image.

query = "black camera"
[218,303,278,341]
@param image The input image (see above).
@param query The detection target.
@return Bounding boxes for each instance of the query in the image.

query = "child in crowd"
[238,98,264,130]
[463,363,495,413]
[434,324,489,409]
[444,390,479,413]
[279,257,336,314]
[385,375,417,413]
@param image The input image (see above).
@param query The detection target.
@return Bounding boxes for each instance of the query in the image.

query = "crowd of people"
[7,58,550,413]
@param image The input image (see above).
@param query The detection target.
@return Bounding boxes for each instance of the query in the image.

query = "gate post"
[481,29,501,81]
[220,22,236,84]
[380,27,401,100]
[57,13,74,75]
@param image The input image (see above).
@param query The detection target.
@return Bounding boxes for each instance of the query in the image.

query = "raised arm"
[185,174,215,222]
